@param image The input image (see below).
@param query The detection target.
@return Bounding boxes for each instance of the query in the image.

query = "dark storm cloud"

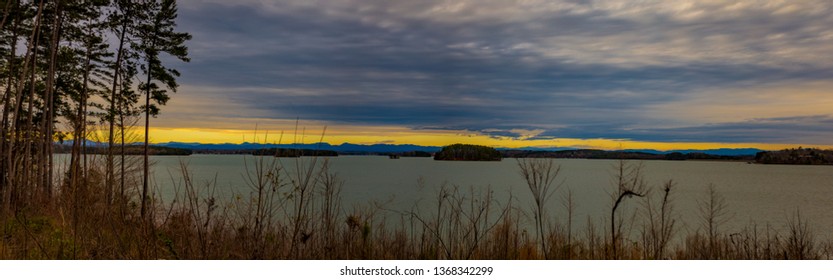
[169,0,833,144]
[532,115,833,144]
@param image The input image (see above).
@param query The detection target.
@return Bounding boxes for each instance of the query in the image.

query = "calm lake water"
[131,154,833,238]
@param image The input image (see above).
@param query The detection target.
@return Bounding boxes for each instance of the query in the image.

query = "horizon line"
[55,140,804,153]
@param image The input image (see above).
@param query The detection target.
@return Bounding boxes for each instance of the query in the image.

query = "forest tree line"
[434,143,502,161]
[755,147,833,165]
[53,143,192,155]
[0,0,189,218]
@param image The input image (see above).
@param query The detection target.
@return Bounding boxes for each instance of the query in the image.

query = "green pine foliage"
[134,0,191,217]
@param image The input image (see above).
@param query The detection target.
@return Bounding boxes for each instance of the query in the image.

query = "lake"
[124,154,833,239]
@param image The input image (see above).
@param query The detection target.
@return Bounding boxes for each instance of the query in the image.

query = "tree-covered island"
[433,144,502,161]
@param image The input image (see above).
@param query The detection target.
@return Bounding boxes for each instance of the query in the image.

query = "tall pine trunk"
[42,0,64,199]
[0,0,13,31]
[141,57,151,218]
[0,11,20,211]
[70,24,94,202]
[107,13,129,206]
[7,0,44,208]
[119,96,126,213]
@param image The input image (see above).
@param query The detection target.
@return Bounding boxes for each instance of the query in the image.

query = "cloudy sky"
[153,0,833,149]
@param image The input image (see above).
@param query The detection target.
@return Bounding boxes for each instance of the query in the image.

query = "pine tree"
[105,0,139,201]
[134,0,190,218]
[0,0,24,209]
[62,0,111,197]
[116,51,139,210]
[10,0,45,207]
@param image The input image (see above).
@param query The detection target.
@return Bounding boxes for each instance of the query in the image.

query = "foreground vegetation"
[0,152,831,260]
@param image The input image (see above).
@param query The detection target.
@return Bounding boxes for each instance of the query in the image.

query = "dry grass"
[0,150,830,259]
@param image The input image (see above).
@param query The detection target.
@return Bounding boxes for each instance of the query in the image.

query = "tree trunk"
[71,24,94,202]
[119,96,126,213]
[8,0,44,208]
[107,12,129,206]
[42,0,64,199]
[0,11,20,211]
[141,53,153,218]
[0,0,14,31]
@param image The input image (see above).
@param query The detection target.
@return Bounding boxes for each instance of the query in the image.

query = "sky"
[150,0,833,150]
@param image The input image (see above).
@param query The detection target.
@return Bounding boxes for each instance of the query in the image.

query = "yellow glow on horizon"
[141,126,828,151]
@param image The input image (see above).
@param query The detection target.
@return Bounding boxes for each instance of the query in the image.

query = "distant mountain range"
[148,142,765,156]
[621,148,766,156]
[154,142,444,153]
